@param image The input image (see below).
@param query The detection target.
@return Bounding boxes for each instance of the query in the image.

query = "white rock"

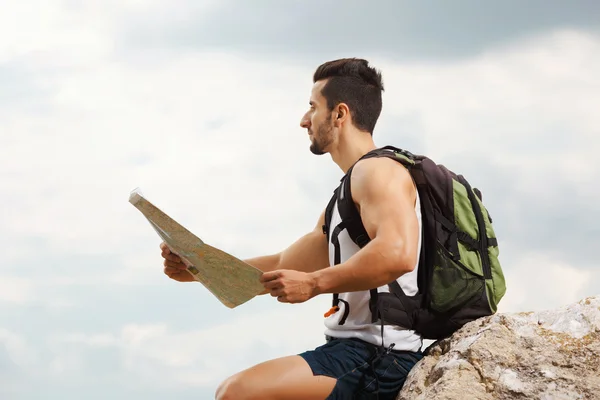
[397,295,600,400]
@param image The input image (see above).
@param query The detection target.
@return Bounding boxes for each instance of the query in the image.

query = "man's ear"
[334,103,350,126]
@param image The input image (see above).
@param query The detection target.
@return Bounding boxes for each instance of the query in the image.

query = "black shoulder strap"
[337,170,370,248]
[322,188,338,239]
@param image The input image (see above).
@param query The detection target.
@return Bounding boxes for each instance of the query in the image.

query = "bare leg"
[215,355,337,400]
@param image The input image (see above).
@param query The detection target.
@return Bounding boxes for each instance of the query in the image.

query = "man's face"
[300,80,335,155]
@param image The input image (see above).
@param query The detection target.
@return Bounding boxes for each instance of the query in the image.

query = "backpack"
[322,145,507,341]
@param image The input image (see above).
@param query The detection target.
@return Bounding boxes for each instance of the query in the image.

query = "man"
[161,58,424,399]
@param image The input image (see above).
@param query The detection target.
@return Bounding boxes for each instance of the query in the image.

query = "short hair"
[313,58,384,134]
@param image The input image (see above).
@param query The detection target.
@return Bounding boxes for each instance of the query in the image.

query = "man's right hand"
[161,242,195,282]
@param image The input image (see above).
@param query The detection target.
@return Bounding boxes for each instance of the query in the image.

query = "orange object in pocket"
[324,306,339,318]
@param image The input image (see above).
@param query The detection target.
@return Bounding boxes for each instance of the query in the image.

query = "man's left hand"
[259,270,319,303]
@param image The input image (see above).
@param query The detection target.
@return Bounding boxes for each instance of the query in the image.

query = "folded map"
[129,188,264,308]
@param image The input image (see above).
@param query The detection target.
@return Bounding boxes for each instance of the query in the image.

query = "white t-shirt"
[323,184,423,352]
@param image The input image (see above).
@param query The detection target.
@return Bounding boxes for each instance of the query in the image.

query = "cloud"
[0,277,35,305]
[0,329,39,399]
[55,300,331,386]
[12,298,331,399]
[496,252,593,313]
[120,0,600,61]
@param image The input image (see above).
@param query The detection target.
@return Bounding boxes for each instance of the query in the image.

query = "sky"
[1,1,599,399]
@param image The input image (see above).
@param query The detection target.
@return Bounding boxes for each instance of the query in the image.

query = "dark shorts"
[298,337,423,399]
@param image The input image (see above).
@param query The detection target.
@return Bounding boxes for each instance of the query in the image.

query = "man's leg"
[215,355,336,400]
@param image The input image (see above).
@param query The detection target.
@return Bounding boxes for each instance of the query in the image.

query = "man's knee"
[215,375,259,400]
[214,376,235,400]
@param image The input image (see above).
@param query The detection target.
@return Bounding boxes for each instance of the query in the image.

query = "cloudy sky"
[1,1,599,399]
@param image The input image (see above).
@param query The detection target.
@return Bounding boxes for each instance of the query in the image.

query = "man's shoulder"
[351,154,413,187]
[348,154,416,207]
[355,153,403,168]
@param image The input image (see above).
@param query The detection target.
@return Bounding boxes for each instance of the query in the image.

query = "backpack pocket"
[429,242,485,314]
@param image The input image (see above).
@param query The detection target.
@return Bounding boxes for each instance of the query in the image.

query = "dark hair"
[313,58,384,134]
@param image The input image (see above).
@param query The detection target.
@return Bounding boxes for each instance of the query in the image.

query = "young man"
[161,58,424,399]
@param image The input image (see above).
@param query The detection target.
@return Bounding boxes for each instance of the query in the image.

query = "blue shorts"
[298,337,423,399]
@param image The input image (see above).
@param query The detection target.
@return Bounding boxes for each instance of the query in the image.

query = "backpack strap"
[321,185,352,325]
[337,170,370,248]
[322,187,339,239]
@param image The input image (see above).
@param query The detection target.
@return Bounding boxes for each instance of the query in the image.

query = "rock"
[397,296,600,400]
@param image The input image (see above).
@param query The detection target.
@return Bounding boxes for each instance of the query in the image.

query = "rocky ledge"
[398,295,600,400]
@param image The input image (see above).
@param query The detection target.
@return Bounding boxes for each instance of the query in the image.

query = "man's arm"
[247,209,330,295]
[310,157,420,295]
[245,209,330,273]
[162,209,330,285]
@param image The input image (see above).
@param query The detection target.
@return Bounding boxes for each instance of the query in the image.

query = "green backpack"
[323,145,507,341]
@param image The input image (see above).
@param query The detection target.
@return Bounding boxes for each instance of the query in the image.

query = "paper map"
[129,188,265,308]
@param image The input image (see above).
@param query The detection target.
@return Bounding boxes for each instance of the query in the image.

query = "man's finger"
[259,270,282,283]
[276,295,288,303]
[277,295,300,304]
[163,259,186,269]
[269,288,285,298]
[161,251,181,262]
[164,266,182,277]
[262,279,282,290]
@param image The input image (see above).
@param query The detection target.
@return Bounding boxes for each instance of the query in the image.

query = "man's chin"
[309,144,325,155]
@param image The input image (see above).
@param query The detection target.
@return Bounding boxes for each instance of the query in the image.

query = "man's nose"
[300,114,310,128]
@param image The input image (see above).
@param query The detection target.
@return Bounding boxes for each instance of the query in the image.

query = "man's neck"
[329,132,378,174]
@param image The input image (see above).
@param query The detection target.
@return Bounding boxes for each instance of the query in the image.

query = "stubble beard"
[309,120,334,156]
